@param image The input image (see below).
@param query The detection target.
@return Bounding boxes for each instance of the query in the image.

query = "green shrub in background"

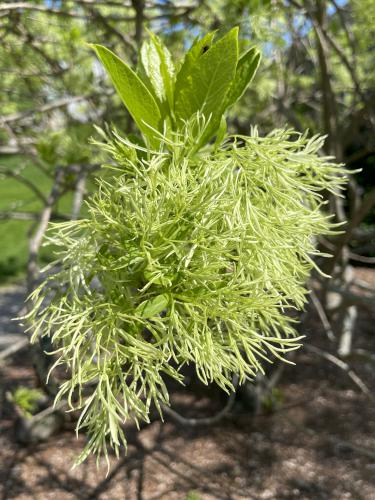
[26,29,349,465]
[11,386,45,418]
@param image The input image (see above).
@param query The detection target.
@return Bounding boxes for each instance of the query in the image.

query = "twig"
[0,211,69,221]
[29,399,67,423]
[1,94,92,124]
[348,253,375,265]
[327,187,375,274]
[327,285,375,309]
[310,288,336,341]
[0,166,47,203]
[0,2,86,18]
[0,337,28,362]
[85,4,136,53]
[353,279,375,293]
[304,344,372,398]
[319,236,375,265]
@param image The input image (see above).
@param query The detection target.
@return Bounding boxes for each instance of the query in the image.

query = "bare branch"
[85,5,136,53]
[162,375,238,426]
[1,94,91,124]
[327,284,375,309]
[0,2,84,18]
[319,236,375,265]
[317,22,365,102]
[304,344,372,397]
[0,338,28,363]
[0,211,69,221]
[327,187,375,273]
[0,166,47,204]
[309,288,336,341]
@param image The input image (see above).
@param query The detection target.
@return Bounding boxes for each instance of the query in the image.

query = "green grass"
[0,156,73,283]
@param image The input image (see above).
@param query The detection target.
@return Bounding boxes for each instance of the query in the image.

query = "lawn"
[0,156,73,283]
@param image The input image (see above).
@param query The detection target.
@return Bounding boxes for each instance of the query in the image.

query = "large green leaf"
[223,46,261,109]
[91,44,161,147]
[135,294,169,319]
[174,29,238,127]
[139,32,175,115]
[174,31,216,92]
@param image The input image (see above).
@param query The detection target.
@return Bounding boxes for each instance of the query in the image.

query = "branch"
[317,22,365,102]
[352,228,375,243]
[329,0,357,62]
[85,5,136,53]
[0,2,84,17]
[0,211,69,221]
[0,338,28,362]
[26,162,99,293]
[347,253,375,265]
[304,344,372,397]
[319,236,375,265]
[309,288,335,341]
[71,172,87,220]
[0,166,47,204]
[162,375,239,426]
[327,187,375,273]
[73,0,132,6]
[0,94,91,124]
[327,284,375,309]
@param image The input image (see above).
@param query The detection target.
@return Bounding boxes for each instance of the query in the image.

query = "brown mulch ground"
[0,270,374,500]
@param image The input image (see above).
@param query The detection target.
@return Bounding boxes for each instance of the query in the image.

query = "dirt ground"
[0,270,374,500]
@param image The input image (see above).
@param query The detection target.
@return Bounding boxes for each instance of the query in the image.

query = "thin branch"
[327,187,375,274]
[327,284,375,309]
[0,2,84,17]
[0,211,69,221]
[27,166,66,294]
[329,0,357,62]
[310,288,336,341]
[0,166,47,204]
[353,279,375,293]
[0,2,135,21]
[347,253,375,265]
[319,236,375,265]
[85,4,136,53]
[162,375,239,427]
[73,0,132,7]
[0,94,91,124]
[0,338,28,362]
[318,22,364,102]
[304,344,372,397]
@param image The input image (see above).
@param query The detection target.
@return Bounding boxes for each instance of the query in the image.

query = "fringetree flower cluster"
[27,28,348,464]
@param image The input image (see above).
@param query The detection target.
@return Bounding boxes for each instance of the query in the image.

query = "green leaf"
[135,294,169,318]
[90,44,161,147]
[139,32,175,115]
[223,46,261,109]
[175,31,216,85]
[174,29,238,127]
